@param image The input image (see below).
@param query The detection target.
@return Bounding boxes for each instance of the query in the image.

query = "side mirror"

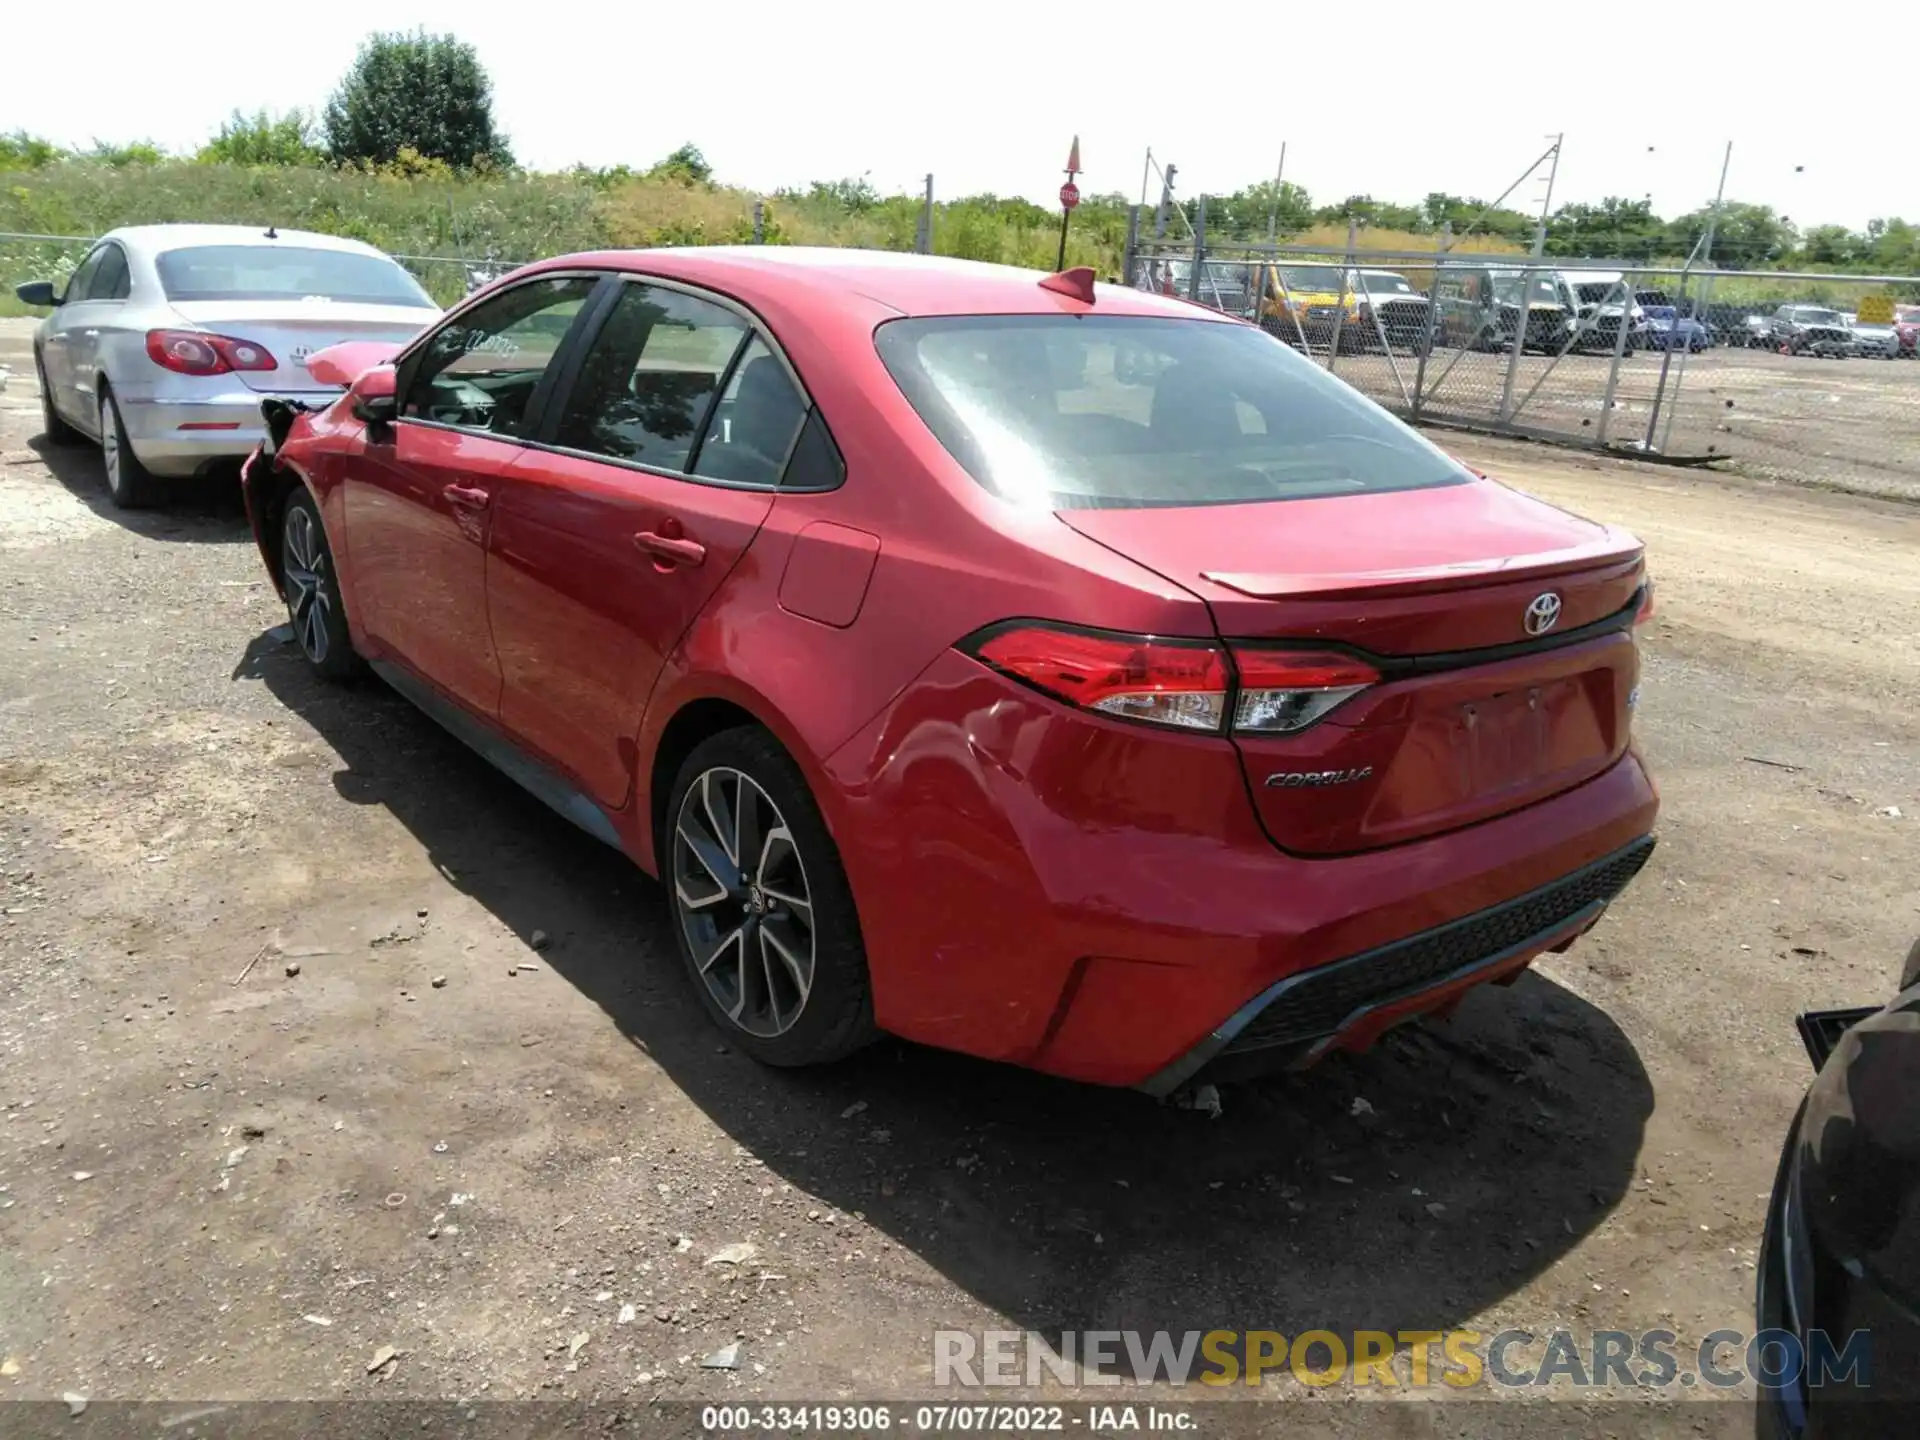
[349,365,399,426]
[14,280,60,308]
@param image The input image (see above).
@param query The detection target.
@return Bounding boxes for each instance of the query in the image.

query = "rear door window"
[691,337,807,487]
[875,313,1469,510]
[549,283,749,472]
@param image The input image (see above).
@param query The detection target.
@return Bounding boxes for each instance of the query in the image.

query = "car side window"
[402,275,597,438]
[91,245,129,302]
[691,338,807,487]
[551,283,749,472]
[65,247,106,304]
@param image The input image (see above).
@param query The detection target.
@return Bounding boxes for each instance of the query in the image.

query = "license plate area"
[1455,681,1566,794]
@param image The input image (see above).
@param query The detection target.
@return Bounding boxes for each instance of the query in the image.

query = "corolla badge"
[1265,766,1374,789]
[290,345,314,367]
[1524,591,1563,636]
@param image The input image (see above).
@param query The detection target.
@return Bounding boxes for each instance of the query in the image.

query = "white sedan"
[16,224,442,507]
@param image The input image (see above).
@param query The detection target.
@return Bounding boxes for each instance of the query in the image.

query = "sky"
[8,1,1917,231]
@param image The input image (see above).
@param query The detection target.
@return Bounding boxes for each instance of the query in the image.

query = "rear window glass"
[873,314,1470,510]
[155,245,434,307]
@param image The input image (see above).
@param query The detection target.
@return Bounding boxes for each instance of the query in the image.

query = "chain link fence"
[1128,231,1920,502]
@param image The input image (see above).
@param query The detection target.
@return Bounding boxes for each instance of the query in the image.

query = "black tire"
[664,726,876,1068]
[99,385,160,509]
[34,353,82,446]
[279,489,363,681]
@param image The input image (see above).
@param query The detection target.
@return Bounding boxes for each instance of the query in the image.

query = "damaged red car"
[241,247,1659,1093]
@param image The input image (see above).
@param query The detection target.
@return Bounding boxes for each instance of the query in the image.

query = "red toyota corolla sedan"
[241,247,1658,1094]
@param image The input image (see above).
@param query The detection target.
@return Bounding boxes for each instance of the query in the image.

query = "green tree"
[324,30,512,170]
[197,109,325,167]
[1544,197,1663,259]
[1797,224,1862,268]
[1664,201,1794,267]
[648,144,713,185]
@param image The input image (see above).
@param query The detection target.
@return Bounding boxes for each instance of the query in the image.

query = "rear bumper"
[1140,835,1654,1094]
[823,652,1661,1087]
[118,390,335,476]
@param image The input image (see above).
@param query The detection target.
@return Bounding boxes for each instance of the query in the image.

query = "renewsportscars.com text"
[933,1327,1870,1391]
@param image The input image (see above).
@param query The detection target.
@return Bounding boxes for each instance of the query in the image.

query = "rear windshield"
[873,314,1471,510]
[155,245,434,307]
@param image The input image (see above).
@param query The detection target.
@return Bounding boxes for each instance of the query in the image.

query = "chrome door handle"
[442,484,491,509]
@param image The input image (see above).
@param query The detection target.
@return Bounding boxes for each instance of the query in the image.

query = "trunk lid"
[166,300,439,394]
[1059,478,1646,855]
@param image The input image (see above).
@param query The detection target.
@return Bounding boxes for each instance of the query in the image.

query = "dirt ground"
[1,315,1916,1431]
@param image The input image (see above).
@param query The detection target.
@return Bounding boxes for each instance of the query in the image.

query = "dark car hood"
[1798,979,1920,1322]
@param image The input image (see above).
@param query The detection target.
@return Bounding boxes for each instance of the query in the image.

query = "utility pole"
[1532,133,1562,257]
[1153,163,1177,240]
[1265,143,1288,243]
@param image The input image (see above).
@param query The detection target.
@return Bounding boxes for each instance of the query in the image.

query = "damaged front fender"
[240,397,323,600]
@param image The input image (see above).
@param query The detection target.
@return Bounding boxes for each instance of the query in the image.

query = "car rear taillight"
[968,624,1230,732]
[961,623,1377,735]
[1228,646,1379,734]
[1633,579,1656,626]
[146,329,278,376]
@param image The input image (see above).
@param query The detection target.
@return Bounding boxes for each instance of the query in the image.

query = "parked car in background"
[1434,266,1573,352]
[1742,313,1776,348]
[1767,305,1854,358]
[1896,304,1920,357]
[1756,937,1920,1439]
[1347,268,1433,352]
[15,224,441,508]
[1256,263,1357,348]
[1141,259,1255,317]
[1643,310,1712,352]
[1846,314,1901,359]
[1556,271,1645,354]
[242,249,1659,1091]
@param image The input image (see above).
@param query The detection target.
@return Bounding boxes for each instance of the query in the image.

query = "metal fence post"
[1411,238,1445,421]
[1122,206,1141,287]
[1188,197,1207,302]
[1497,260,1533,426]
[752,200,765,245]
[1659,271,1714,453]
[1326,219,1356,375]
[915,174,933,255]
[1154,164,1177,240]
[1594,271,1636,448]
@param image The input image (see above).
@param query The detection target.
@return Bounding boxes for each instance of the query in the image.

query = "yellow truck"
[1255,264,1432,353]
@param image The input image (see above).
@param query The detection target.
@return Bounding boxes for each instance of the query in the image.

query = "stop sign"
[1059,181,1080,210]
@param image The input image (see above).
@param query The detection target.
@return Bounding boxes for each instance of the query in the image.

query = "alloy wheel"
[671,767,815,1038]
[281,505,333,664]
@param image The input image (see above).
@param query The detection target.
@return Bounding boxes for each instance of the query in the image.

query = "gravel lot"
[1,316,1916,1431]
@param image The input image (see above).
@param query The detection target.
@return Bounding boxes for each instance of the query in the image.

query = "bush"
[324,31,512,170]
[0,131,63,169]
[197,110,325,168]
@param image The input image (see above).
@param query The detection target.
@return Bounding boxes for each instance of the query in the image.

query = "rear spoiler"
[304,339,404,388]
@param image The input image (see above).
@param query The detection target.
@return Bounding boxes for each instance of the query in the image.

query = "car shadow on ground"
[21,434,251,541]
[235,629,1655,1357]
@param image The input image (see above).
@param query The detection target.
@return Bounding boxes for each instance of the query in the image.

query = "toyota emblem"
[1524,592,1563,636]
